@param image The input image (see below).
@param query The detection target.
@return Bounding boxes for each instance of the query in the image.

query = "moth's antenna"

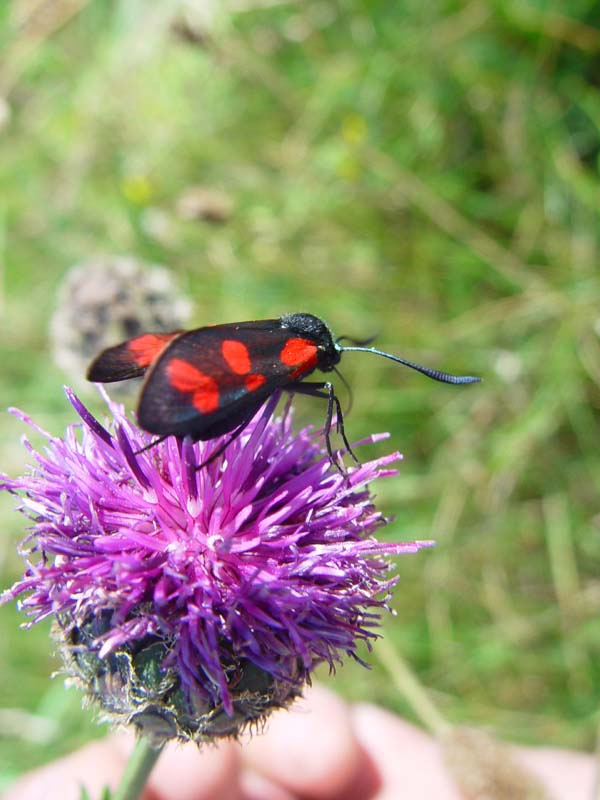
[339,346,480,385]
[336,333,378,347]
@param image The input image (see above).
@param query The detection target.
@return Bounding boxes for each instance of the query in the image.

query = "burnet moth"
[87,312,480,471]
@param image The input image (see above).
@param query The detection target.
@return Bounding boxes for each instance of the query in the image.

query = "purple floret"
[1,389,432,714]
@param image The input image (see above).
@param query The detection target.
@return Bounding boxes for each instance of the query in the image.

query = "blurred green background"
[2,0,600,787]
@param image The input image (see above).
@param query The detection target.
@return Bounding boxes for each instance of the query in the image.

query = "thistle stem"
[113,737,164,800]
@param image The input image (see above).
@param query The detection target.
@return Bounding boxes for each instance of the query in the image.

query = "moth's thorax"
[280,313,340,371]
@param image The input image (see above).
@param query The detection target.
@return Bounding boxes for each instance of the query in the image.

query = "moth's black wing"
[87,332,182,383]
[136,319,321,440]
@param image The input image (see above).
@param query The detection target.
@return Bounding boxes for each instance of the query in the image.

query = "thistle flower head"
[1,390,432,743]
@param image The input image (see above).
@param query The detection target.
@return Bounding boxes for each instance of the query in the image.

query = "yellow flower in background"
[341,113,367,146]
[122,173,153,205]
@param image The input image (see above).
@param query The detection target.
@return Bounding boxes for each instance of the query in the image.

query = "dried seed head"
[176,186,234,224]
[50,255,192,391]
[442,726,551,800]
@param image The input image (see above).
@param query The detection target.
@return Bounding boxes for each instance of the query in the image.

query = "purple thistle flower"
[1,388,432,743]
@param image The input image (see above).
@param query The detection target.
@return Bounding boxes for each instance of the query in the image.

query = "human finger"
[241,684,380,799]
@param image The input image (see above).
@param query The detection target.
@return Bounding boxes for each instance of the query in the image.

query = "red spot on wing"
[167,358,220,414]
[280,338,318,378]
[221,339,265,391]
[222,339,251,375]
[129,333,179,368]
[245,373,266,391]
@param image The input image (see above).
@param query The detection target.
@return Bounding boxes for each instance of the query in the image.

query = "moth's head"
[280,313,340,370]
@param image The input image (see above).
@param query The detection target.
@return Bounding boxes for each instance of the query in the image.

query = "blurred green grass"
[2,0,600,784]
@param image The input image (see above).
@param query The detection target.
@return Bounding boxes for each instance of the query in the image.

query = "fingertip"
[147,738,243,800]
[239,769,297,800]
[351,704,462,799]
[508,745,595,800]
[242,684,371,799]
